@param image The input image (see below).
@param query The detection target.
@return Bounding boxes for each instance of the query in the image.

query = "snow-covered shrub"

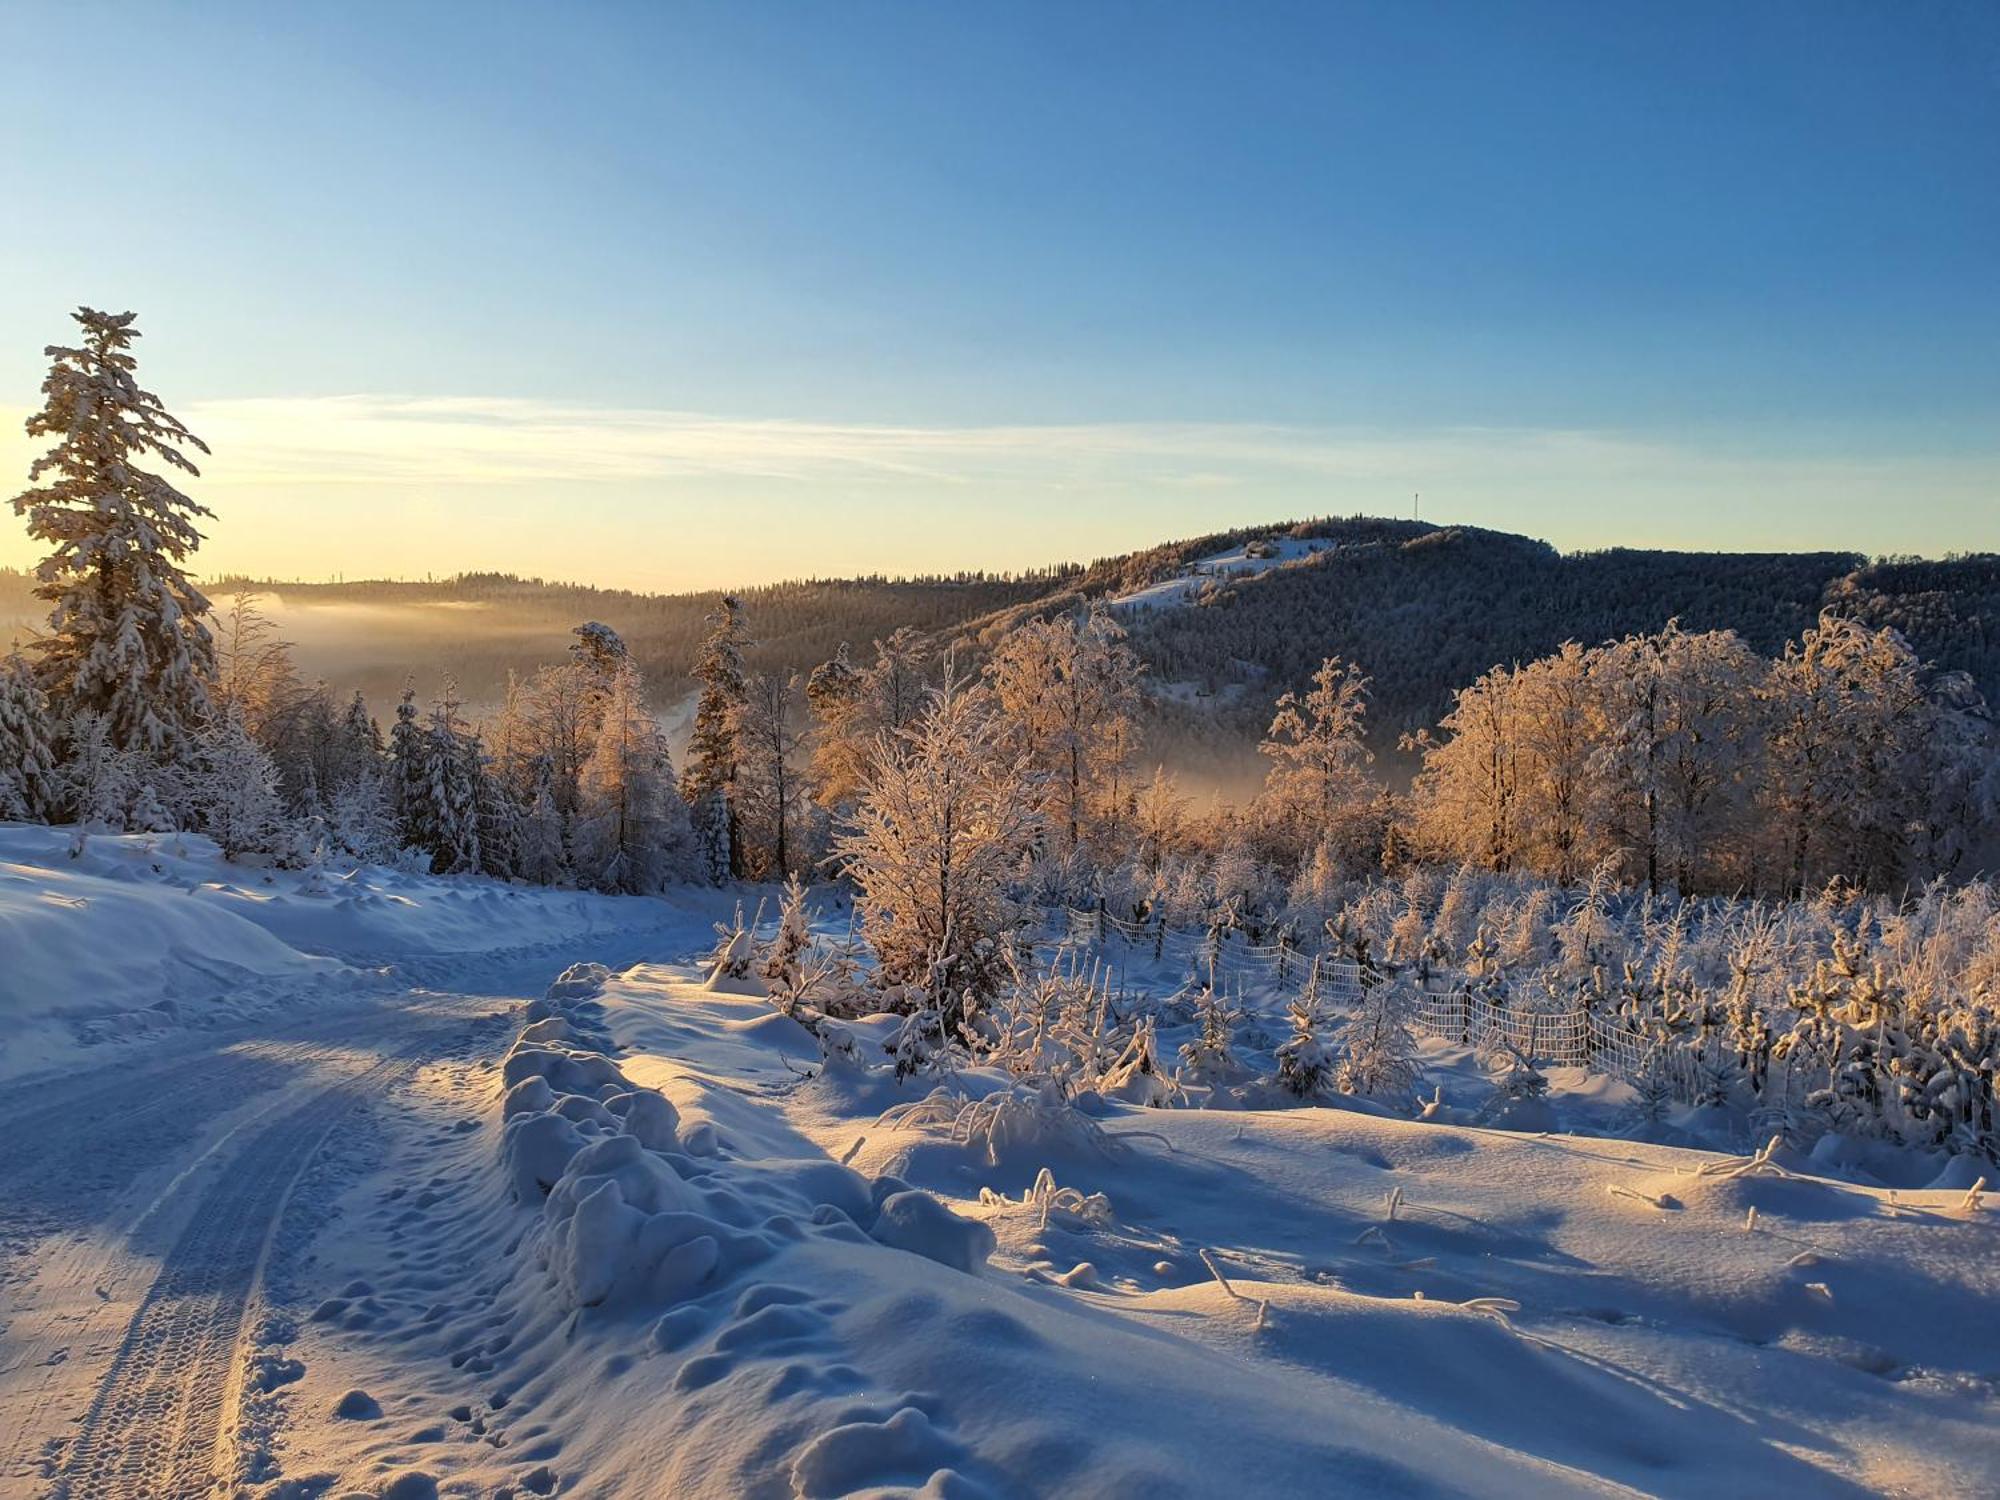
[1336,980,1420,1106]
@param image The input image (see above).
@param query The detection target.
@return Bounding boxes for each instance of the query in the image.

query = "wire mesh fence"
[1046,904,1707,1100]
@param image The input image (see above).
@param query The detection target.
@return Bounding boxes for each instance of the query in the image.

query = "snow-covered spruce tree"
[60,710,138,830]
[761,872,815,996]
[327,765,396,862]
[572,658,691,894]
[195,704,288,860]
[400,684,478,880]
[387,685,427,850]
[681,594,752,880]
[1276,959,1338,1097]
[515,764,568,886]
[834,674,1039,1026]
[471,733,520,880]
[1177,982,1244,1088]
[0,651,58,820]
[11,309,216,757]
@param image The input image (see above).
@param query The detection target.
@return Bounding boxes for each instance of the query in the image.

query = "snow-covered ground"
[5,832,1995,1498]
[269,955,1996,1497]
[1110,536,1329,610]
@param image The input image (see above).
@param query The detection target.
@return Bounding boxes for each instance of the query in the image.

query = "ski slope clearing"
[260,958,2000,1498]
[1109,536,1330,610]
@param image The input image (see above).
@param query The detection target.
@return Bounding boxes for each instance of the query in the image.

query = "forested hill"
[943,518,2000,786]
[3,520,1993,774]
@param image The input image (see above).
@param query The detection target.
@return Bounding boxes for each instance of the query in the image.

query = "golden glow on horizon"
[3,396,1994,591]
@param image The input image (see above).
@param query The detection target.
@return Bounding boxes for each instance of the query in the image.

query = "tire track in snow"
[41,1029,445,1500]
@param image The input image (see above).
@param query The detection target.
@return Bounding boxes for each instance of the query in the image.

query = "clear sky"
[2,1,1995,590]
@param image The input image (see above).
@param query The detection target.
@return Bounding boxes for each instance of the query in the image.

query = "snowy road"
[0,988,513,1499]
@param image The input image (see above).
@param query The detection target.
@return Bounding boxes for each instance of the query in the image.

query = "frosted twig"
[1458,1296,1522,1325]
[1198,1247,1239,1297]
[1961,1177,1987,1215]
[1695,1135,1800,1182]
[839,1136,866,1166]
[1607,1184,1669,1209]
[1744,1206,1758,1232]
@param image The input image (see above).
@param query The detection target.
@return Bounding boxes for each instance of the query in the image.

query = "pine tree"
[517,767,568,885]
[682,595,752,878]
[195,705,286,860]
[10,309,216,756]
[573,659,690,893]
[388,685,426,850]
[423,685,481,875]
[1276,960,1338,1097]
[61,710,137,830]
[0,651,58,820]
[327,766,396,862]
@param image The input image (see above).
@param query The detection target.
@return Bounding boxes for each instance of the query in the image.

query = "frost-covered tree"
[10,309,215,756]
[1407,664,1523,873]
[1592,622,1759,893]
[808,628,940,840]
[988,607,1142,858]
[60,710,137,829]
[682,595,752,879]
[195,705,287,860]
[327,765,396,862]
[0,651,58,820]
[1276,961,1338,1097]
[834,675,1039,1014]
[573,659,690,893]
[1337,981,1420,1104]
[1255,655,1378,867]
[1512,642,1603,884]
[805,642,869,812]
[1760,616,1931,894]
[733,670,808,879]
[516,766,568,886]
[387,685,427,848]
[210,591,297,741]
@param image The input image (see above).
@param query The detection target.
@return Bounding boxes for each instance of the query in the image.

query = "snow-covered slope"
[1110,536,1331,610]
[0,823,710,1080]
[259,958,2000,1498]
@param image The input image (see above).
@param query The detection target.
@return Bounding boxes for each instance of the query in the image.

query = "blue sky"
[2,1,1995,588]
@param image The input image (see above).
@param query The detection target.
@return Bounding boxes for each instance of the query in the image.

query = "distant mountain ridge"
[4,518,1993,784]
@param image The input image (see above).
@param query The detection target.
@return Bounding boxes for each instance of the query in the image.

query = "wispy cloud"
[74,394,1697,491]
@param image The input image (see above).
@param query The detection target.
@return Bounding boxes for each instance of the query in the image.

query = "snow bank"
[0,822,716,1079]
[0,825,351,1072]
[500,965,991,1316]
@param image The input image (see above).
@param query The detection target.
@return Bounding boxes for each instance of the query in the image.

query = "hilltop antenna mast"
[1413,492,1420,521]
